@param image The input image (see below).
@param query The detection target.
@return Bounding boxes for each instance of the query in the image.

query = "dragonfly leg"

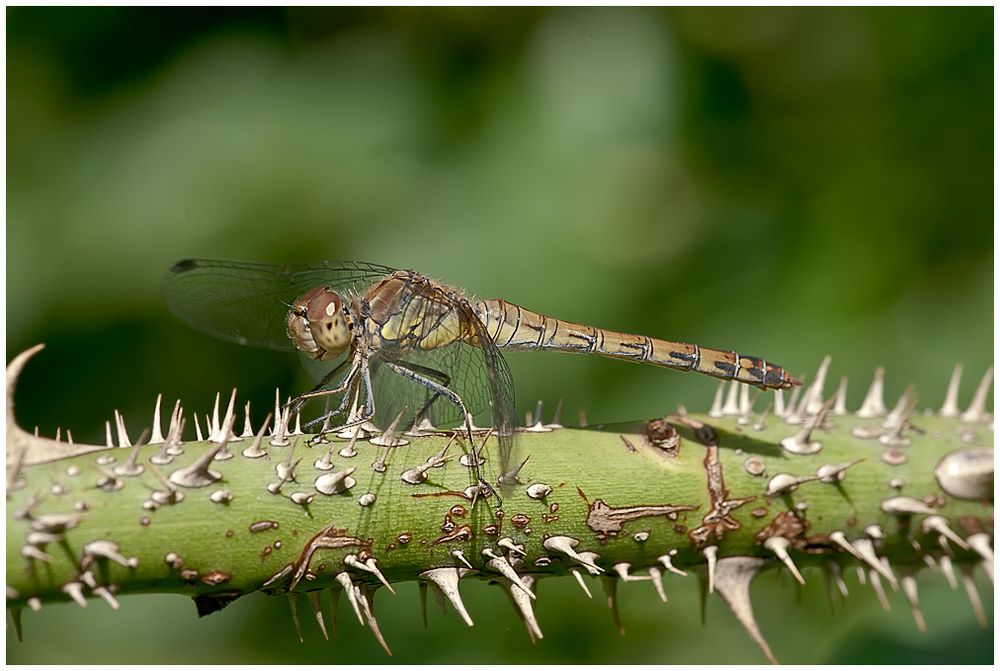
[288,358,352,416]
[382,360,500,506]
[393,360,452,427]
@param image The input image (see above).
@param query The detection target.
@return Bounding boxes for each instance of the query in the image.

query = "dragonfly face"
[286,286,355,360]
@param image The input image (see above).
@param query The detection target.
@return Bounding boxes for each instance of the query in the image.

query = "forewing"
[162,258,394,350]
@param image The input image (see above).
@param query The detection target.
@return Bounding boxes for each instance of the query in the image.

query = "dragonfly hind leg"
[382,360,500,506]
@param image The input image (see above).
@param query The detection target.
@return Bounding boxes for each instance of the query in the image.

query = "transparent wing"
[368,296,518,476]
[162,258,395,351]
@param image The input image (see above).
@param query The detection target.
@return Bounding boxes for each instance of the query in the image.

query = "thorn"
[503,574,542,641]
[940,363,963,417]
[804,355,832,416]
[852,538,898,588]
[241,401,254,438]
[763,537,805,585]
[343,554,395,595]
[62,581,88,608]
[419,568,474,627]
[315,467,357,495]
[546,398,565,429]
[752,403,771,431]
[657,551,688,577]
[922,515,971,552]
[526,399,550,432]
[242,412,272,459]
[703,546,718,594]
[370,410,409,447]
[418,581,429,628]
[966,533,994,584]
[219,389,239,443]
[831,376,848,415]
[722,380,740,416]
[960,566,987,627]
[938,554,959,589]
[779,397,833,455]
[542,536,603,575]
[960,366,993,423]
[601,576,625,636]
[113,442,144,477]
[193,413,204,442]
[93,586,119,610]
[738,383,752,415]
[869,569,891,612]
[578,409,588,427]
[150,394,165,444]
[612,562,648,582]
[881,496,937,517]
[498,537,527,558]
[84,540,138,568]
[451,549,474,570]
[334,572,364,626]
[648,566,667,603]
[773,388,786,418]
[483,549,535,599]
[10,606,23,641]
[292,410,303,436]
[307,590,328,640]
[168,438,226,488]
[856,367,886,418]
[355,584,392,656]
[270,393,291,447]
[286,593,304,643]
[497,451,530,486]
[829,532,865,561]
[570,568,593,599]
[901,575,926,633]
[829,561,848,599]
[113,409,131,448]
[712,556,778,665]
[709,381,726,417]
[209,392,222,442]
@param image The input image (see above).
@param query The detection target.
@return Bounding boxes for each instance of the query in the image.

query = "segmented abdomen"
[473,298,796,390]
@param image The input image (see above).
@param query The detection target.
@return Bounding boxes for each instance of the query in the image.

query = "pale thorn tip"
[939,363,963,417]
[483,549,535,599]
[419,568,474,627]
[966,533,994,584]
[938,554,959,589]
[763,536,805,586]
[150,394,165,444]
[856,367,886,418]
[93,586,120,611]
[241,401,254,438]
[779,397,833,455]
[709,381,726,418]
[901,575,926,633]
[921,515,971,551]
[451,549,474,570]
[600,576,625,637]
[657,552,688,577]
[829,532,864,561]
[648,566,668,603]
[305,590,329,641]
[712,556,777,665]
[828,561,849,599]
[853,538,898,588]
[960,567,987,628]
[773,388,786,418]
[960,366,993,423]
[333,572,364,626]
[242,412,272,459]
[570,568,593,599]
[355,584,393,656]
[869,569,892,612]
[703,546,718,594]
[831,376,849,416]
[504,574,543,642]
[722,380,741,416]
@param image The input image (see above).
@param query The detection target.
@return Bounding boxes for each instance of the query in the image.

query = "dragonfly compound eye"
[305,288,352,358]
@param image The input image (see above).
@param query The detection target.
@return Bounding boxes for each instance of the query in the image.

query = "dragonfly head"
[287,286,354,360]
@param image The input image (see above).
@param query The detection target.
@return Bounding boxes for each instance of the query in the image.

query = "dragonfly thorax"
[286,286,355,360]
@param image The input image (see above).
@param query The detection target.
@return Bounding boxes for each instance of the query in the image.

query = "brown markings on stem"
[645,418,681,458]
[754,510,834,554]
[676,416,756,547]
[412,490,472,500]
[288,523,369,590]
[585,498,698,537]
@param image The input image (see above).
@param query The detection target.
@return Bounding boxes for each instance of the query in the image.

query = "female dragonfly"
[163,259,797,494]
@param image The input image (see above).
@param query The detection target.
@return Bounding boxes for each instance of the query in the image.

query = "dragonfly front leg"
[382,360,500,506]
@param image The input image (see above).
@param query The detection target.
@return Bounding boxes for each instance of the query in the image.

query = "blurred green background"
[6,6,992,664]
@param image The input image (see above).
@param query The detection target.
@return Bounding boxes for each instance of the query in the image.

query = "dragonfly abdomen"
[474,298,796,390]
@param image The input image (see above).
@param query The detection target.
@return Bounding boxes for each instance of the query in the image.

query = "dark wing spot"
[170,259,200,274]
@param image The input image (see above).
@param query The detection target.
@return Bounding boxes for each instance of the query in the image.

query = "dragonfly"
[163,259,798,498]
